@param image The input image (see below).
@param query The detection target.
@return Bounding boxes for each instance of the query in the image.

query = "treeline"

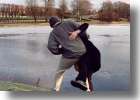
[98,1,130,22]
[0,0,130,23]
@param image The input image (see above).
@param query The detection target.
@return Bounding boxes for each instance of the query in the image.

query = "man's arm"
[47,32,62,55]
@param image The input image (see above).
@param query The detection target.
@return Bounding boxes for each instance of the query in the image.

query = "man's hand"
[69,30,81,40]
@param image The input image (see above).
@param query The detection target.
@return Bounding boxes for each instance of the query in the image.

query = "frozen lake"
[0,24,130,92]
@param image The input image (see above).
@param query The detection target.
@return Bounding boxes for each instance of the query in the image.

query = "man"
[47,16,86,92]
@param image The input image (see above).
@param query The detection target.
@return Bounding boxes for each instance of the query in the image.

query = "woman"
[69,23,101,92]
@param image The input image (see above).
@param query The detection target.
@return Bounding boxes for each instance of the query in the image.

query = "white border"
[0,0,139,100]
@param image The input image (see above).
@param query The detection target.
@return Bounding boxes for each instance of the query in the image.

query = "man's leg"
[54,56,78,91]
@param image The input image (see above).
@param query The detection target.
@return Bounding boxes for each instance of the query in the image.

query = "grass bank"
[0,20,129,27]
[80,20,129,25]
[0,81,49,91]
[0,23,49,27]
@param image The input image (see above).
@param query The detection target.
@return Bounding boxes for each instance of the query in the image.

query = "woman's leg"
[75,63,87,82]
[87,72,94,92]
[71,62,88,91]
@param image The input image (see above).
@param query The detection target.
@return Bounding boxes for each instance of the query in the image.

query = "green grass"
[0,19,129,27]
[80,19,129,24]
[0,81,50,91]
[0,81,94,95]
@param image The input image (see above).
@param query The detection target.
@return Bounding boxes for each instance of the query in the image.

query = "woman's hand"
[69,30,81,40]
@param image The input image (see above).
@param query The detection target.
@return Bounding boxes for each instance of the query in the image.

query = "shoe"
[71,80,87,91]
[50,88,60,94]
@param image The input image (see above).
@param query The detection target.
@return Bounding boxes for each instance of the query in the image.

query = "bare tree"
[57,0,68,21]
[98,1,113,22]
[113,1,130,20]
[26,0,38,23]
[43,0,48,22]
[71,0,93,21]
[47,0,55,17]
[42,0,56,22]
[0,4,9,23]
[0,5,5,18]
[98,1,130,22]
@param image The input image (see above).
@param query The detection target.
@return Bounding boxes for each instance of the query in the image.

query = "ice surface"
[0,24,130,92]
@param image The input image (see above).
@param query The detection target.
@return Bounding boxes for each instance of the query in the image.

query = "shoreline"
[0,22,130,28]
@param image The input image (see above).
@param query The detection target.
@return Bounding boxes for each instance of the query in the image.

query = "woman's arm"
[69,23,89,40]
[78,23,89,33]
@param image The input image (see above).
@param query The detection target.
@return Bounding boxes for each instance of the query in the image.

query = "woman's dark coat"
[77,23,101,73]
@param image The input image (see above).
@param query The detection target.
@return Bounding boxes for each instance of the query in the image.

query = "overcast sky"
[0,0,130,9]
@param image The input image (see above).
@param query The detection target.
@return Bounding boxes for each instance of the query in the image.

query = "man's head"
[48,16,60,28]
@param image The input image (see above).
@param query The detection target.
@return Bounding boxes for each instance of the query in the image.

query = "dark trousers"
[75,56,94,91]
[76,62,87,82]
[75,63,93,91]
[76,63,93,83]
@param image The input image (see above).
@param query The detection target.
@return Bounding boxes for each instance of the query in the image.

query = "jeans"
[54,56,79,91]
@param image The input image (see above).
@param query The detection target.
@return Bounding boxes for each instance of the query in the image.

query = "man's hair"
[48,16,60,28]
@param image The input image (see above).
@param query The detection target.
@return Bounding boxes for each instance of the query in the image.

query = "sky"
[0,0,130,9]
